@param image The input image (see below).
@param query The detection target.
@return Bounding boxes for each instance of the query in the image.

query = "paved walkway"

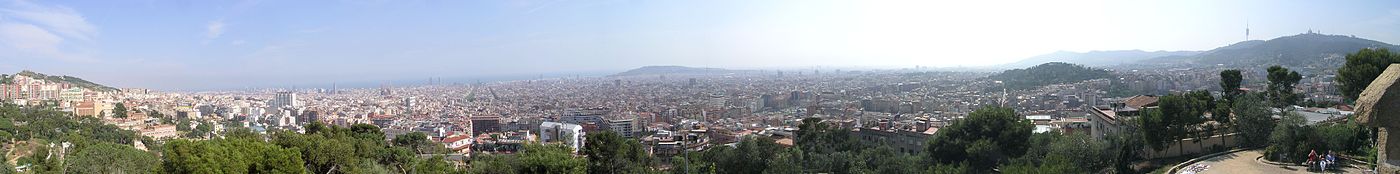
[1179,150,1370,174]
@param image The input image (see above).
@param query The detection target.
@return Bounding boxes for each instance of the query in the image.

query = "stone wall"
[1142,133,1240,159]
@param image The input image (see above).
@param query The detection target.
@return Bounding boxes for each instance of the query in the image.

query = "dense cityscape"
[2,1,1400,174]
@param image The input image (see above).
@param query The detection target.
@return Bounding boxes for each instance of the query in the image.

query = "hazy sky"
[1,0,1398,90]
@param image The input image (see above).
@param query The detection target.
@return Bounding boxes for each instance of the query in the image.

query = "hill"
[1146,32,1400,69]
[8,70,119,92]
[988,62,1112,90]
[1003,50,1200,68]
[610,66,741,77]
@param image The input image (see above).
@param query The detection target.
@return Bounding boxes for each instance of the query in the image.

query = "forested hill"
[987,62,1112,90]
[10,70,119,92]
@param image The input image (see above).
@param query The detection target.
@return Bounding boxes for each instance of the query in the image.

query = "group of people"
[1307,150,1339,171]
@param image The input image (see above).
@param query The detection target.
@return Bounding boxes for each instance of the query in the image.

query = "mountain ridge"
[610,66,746,77]
[1003,50,1202,68]
[1005,32,1399,70]
[1148,33,1400,68]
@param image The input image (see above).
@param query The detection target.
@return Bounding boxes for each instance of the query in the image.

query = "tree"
[1138,106,1168,151]
[1139,92,1209,156]
[1220,69,1244,99]
[410,156,458,174]
[393,132,444,154]
[188,121,213,138]
[855,146,920,174]
[113,103,128,119]
[1107,130,1144,173]
[162,139,306,173]
[66,142,162,174]
[794,118,860,155]
[1336,48,1400,101]
[582,131,654,174]
[467,154,522,174]
[1266,65,1303,107]
[1233,93,1275,147]
[1217,69,1244,123]
[1044,133,1111,173]
[1265,111,1309,162]
[925,106,1033,171]
[1002,132,1112,174]
[517,143,587,174]
[763,149,803,174]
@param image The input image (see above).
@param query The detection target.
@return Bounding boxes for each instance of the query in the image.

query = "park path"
[1179,150,1370,174]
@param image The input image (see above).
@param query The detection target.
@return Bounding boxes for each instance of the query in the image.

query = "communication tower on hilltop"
[1245,21,1250,41]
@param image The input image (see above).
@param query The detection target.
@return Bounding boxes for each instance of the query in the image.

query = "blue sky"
[0,0,1398,90]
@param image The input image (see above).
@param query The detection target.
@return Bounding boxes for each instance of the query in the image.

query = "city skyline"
[1,0,1399,90]
[0,1,1393,172]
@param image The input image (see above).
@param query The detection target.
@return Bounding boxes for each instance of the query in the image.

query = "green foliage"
[113,103,128,119]
[989,62,1113,90]
[1046,133,1112,172]
[1232,93,1275,147]
[673,136,780,174]
[1219,69,1244,99]
[0,104,470,174]
[1264,114,1372,163]
[411,156,459,174]
[795,118,861,154]
[854,146,922,173]
[266,122,468,174]
[1336,48,1400,101]
[0,104,137,145]
[721,136,783,174]
[763,149,803,174]
[517,143,588,174]
[162,138,306,173]
[927,162,971,174]
[1264,112,1308,163]
[1004,132,1114,174]
[16,140,61,173]
[925,106,1033,171]
[187,121,213,138]
[65,142,162,174]
[467,154,522,174]
[1212,101,1232,124]
[1107,130,1145,173]
[582,131,655,174]
[1139,92,1211,151]
[1266,65,1303,107]
[393,132,448,154]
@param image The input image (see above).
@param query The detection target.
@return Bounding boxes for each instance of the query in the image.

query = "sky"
[0,0,1398,90]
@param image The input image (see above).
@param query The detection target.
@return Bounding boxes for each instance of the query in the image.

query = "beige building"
[73,100,114,118]
[140,125,179,140]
